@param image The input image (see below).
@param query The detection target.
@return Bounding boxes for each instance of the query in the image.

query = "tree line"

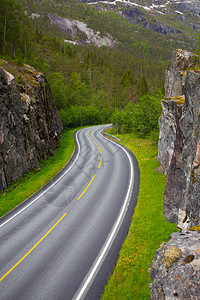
[0,0,168,138]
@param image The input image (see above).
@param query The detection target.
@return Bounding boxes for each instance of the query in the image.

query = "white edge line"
[0,130,81,228]
[73,128,134,300]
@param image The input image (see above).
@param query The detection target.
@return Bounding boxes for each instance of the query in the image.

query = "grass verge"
[0,126,178,299]
[0,128,77,218]
[102,130,179,300]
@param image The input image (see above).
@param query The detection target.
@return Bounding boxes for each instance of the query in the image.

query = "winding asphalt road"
[0,126,140,300]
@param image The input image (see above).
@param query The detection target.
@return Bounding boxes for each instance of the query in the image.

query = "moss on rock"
[188,225,200,232]
[163,247,182,269]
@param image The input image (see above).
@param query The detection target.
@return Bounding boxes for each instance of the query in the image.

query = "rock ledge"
[149,230,200,300]
[0,62,63,190]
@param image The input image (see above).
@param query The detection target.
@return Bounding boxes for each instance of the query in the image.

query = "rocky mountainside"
[83,0,200,17]
[21,0,199,53]
[48,14,116,47]
[149,49,200,298]
[0,62,63,191]
[78,0,200,39]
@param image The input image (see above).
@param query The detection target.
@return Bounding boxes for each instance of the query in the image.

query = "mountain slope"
[7,0,197,116]
[76,0,200,44]
[0,0,196,129]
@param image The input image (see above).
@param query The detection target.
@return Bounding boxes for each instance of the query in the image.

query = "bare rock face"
[150,50,200,299]
[149,229,200,299]
[158,49,200,229]
[0,63,63,191]
[121,8,182,35]
[48,14,116,47]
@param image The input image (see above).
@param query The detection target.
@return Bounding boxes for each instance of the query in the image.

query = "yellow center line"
[77,130,102,201]
[87,130,103,170]
[77,174,96,200]
[0,213,67,283]
[88,131,93,141]
[1,130,103,283]
[88,131,98,146]
[98,156,102,169]
[98,146,102,154]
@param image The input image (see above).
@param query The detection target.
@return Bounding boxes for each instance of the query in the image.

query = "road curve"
[0,125,140,300]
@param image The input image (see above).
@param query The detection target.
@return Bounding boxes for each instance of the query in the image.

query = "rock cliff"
[158,49,200,229]
[48,14,116,47]
[149,229,200,299]
[0,62,63,191]
[149,50,200,299]
[120,8,182,35]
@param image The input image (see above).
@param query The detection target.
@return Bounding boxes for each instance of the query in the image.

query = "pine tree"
[137,75,149,97]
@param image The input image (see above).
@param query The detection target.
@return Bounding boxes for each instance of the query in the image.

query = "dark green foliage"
[132,90,162,136]
[112,110,124,134]
[0,0,195,135]
[112,90,163,137]
[35,29,43,43]
[59,105,110,129]
[137,75,149,97]
[121,103,134,133]
[47,72,69,109]
[0,0,29,57]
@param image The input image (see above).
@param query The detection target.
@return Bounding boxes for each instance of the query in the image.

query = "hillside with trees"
[0,0,199,137]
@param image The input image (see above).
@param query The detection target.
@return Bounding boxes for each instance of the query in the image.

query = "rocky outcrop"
[0,63,63,191]
[149,229,200,299]
[175,1,200,15]
[158,49,200,229]
[48,14,116,47]
[121,8,182,35]
[81,0,199,39]
[150,49,200,299]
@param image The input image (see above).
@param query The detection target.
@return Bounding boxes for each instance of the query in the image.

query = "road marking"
[77,174,96,200]
[0,127,103,284]
[0,213,67,283]
[77,130,102,201]
[0,130,81,229]
[73,128,134,300]
[88,130,103,169]
[98,156,102,169]
[98,146,102,154]
[88,131,97,145]
[0,127,101,282]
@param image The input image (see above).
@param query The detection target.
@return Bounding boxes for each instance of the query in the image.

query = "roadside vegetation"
[111,88,163,139]
[102,129,179,299]
[0,124,179,299]
[0,129,76,217]
[0,0,177,131]
[0,1,190,297]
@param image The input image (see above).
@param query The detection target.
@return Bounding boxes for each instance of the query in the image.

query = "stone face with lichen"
[0,63,63,191]
[163,246,182,269]
[149,230,200,299]
[158,49,200,229]
[150,49,200,300]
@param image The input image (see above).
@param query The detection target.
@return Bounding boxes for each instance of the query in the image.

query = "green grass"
[102,131,179,300]
[0,126,178,299]
[0,128,77,217]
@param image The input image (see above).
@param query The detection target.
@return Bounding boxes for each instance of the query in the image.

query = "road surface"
[0,125,140,300]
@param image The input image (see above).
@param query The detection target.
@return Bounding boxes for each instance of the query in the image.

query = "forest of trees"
[0,0,29,58]
[0,0,185,139]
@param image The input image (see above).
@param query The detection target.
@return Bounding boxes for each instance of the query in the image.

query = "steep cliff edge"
[0,62,63,191]
[149,50,200,299]
[158,49,200,229]
[149,230,200,299]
